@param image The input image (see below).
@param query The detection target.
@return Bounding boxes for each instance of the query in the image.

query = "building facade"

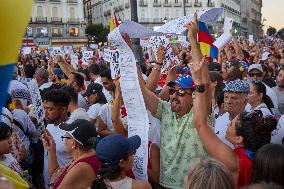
[89,0,241,32]
[240,0,262,38]
[25,0,87,47]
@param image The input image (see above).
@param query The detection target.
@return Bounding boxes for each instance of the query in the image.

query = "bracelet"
[152,67,161,71]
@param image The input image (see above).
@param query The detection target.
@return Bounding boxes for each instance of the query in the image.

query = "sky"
[262,0,284,31]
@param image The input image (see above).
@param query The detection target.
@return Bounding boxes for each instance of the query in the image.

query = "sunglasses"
[169,88,194,97]
[248,72,263,77]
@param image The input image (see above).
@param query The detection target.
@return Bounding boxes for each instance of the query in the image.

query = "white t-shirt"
[87,103,104,120]
[271,115,284,144]
[43,124,72,188]
[39,82,52,91]
[78,94,88,110]
[214,112,234,148]
[148,111,161,147]
[66,108,90,124]
[264,83,278,109]
[98,103,114,131]
[246,103,272,117]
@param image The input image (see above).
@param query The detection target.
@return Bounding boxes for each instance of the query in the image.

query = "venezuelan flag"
[198,21,218,59]
[0,0,33,112]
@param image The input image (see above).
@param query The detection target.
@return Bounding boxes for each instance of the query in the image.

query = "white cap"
[261,52,271,61]
[248,64,263,73]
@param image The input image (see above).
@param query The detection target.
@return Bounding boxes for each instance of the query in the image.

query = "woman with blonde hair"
[184,158,235,189]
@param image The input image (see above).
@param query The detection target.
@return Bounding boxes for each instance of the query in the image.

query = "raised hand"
[157,46,167,64]
[41,129,56,152]
[184,12,198,40]
[188,56,206,85]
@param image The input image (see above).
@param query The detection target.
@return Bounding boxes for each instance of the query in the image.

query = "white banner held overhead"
[108,27,149,181]
[22,47,31,55]
[71,54,78,70]
[82,51,93,65]
[27,79,45,132]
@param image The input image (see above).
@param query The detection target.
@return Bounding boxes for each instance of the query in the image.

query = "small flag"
[108,5,120,32]
[198,21,218,59]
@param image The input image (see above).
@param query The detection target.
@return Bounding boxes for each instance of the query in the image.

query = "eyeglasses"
[248,72,263,77]
[169,88,194,97]
[61,136,72,142]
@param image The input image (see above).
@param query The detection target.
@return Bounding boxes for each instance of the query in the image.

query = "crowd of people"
[0,15,284,189]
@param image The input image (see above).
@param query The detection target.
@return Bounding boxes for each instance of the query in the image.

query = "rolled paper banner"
[0,0,33,111]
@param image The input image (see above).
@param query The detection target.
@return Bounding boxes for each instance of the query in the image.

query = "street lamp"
[164,17,168,23]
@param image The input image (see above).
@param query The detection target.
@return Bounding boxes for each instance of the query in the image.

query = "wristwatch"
[195,84,205,93]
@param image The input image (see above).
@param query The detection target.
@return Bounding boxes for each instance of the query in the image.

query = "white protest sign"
[49,47,64,57]
[81,47,87,52]
[71,54,78,70]
[148,35,180,73]
[157,8,223,34]
[223,17,234,33]
[82,51,93,65]
[22,47,31,55]
[103,49,120,79]
[89,44,98,49]
[27,79,45,130]
[213,32,233,49]
[249,35,254,44]
[108,27,149,181]
[64,46,73,54]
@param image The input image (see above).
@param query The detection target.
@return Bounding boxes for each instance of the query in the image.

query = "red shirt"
[234,147,253,188]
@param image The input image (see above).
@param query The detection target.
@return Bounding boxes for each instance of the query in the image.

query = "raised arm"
[111,78,128,137]
[190,58,239,183]
[56,55,75,78]
[137,66,160,116]
[231,29,244,61]
[146,46,166,92]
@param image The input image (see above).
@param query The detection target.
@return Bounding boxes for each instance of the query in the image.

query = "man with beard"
[273,67,284,114]
[42,89,72,188]
[100,69,115,102]
[137,14,210,189]
[214,80,249,148]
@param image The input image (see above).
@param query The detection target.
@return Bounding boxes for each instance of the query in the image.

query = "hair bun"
[263,116,278,132]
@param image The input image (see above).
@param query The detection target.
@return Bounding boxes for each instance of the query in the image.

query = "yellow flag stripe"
[0,0,33,66]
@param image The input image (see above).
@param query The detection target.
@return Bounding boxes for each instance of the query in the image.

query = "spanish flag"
[0,0,33,111]
[198,21,218,59]
[108,5,119,32]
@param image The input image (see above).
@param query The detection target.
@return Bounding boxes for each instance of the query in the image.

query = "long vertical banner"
[108,27,150,181]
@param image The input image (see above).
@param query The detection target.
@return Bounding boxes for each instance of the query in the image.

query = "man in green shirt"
[138,15,210,189]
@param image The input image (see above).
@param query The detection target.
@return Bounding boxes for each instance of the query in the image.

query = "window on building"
[175,9,179,18]
[70,7,76,18]
[69,27,79,37]
[165,0,168,4]
[154,0,158,3]
[51,27,62,37]
[195,0,198,4]
[141,9,145,18]
[52,6,59,18]
[37,6,43,17]
[154,9,159,19]
[175,0,178,3]
[36,27,48,37]
[165,9,169,18]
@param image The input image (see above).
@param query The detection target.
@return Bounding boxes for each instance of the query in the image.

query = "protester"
[42,119,100,189]
[42,89,72,188]
[247,80,274,116]
[273,67,284,114]
[184,158,235,189]
[34,68,52,91]
[191,57,278,187]
[91,134,152,189]
[251,144,284,187]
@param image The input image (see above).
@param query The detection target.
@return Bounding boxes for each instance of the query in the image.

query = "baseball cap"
[82,83,103,97]
[208,62,221,72]
[167,74,195,89]
[59,119,97,146]
[96,134,141,163]
[248,64,263,73]
[224,80,249,94]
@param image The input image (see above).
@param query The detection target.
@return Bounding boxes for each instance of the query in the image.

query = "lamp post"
[130,0,144,64]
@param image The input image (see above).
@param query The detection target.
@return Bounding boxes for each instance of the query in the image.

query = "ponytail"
[91,173,107,189]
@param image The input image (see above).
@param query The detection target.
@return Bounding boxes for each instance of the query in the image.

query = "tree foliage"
[85,24,109,42]
[267,27,277,36]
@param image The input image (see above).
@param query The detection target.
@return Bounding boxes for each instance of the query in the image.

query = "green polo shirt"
[155,100,207,189]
